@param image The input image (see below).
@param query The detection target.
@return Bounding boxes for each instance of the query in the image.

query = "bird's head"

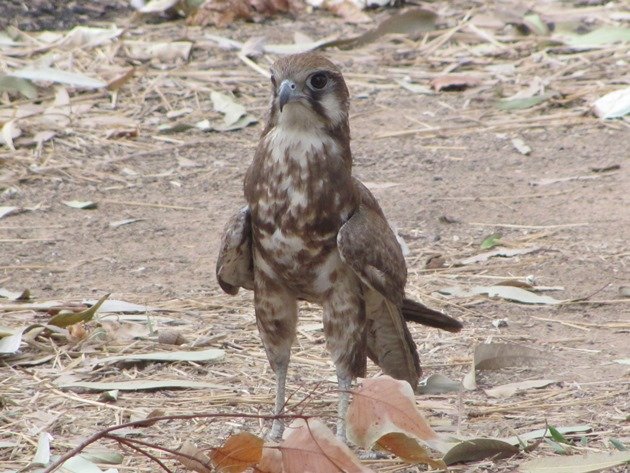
[267,53,350,131]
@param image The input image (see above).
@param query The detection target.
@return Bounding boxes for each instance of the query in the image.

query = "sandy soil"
[1,1,628,472]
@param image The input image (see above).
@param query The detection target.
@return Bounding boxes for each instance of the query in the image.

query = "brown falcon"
[216,53,462,440]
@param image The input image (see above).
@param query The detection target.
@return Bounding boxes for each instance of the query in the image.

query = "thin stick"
[43,413,309,473]
[466,222,589,229]
[114,436,174,473]
[238,52,270,78]
[100,199,197,211]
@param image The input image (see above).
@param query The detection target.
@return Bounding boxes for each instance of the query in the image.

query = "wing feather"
[216,206,254,295]
[338,180,420,387]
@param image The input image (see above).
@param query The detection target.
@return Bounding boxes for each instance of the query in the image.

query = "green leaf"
[545,438,569,454]
[498,94,550,110]
[564,27,630,50]
[506,425,592,446]
[549,426,569,444]
[480,233,502,249]
[48,294,109,328]
[609,438,626,451]
[80,449,124,464]
[0,75,37,99]
[520,450,630,473]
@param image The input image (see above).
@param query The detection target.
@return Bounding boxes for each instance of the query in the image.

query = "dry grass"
[1,0,629,471]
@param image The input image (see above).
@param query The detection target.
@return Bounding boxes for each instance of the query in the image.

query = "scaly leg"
[269,361,288,441]
[336,373,352,442]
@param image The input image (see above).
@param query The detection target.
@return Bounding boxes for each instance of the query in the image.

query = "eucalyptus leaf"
[95,348,224,366]
[9,67,106,89]
[563,26,630,50]
[0,75,37,99]
[485,379,557,398]
[32,432,51,467]
[498,95,550,110]
[57,379,230,391]
[439,285,563,305]
[480,233,502,250]
[506,425,592,446]
[0,287,30,300]
[63,200,97,209]
[520,450,630,472]
[0,329,23,354]
[0,206,19,219]
[48,294,109,328]
[442,438,519,465]
[85,299,158,313]
[418,373,463,394]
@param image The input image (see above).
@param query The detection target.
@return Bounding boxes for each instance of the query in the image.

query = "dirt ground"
[1,1,629,472]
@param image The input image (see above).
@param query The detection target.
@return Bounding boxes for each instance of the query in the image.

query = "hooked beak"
[278,80,302,112]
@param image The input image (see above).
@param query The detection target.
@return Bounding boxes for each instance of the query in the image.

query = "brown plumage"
[216,52,462,440]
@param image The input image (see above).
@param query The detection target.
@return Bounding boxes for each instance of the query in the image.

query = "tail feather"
[402,298,463,333]
[365,291,421,390]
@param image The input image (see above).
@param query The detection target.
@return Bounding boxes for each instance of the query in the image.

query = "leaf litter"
[1,1,629,472]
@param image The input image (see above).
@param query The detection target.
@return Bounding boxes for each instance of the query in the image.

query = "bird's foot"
[267,419,285,442]
[356,449,389,460]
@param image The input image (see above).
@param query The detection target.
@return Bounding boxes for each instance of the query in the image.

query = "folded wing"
[338,179,421,388]
[216,206,254,295]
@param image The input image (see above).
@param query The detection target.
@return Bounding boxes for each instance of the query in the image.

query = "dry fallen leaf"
[347,376,448,460]
[175,441,213,473]
[281,418,370,473]
[189,0,303,28]
[430,75,481,92]
[211,431,263,472]
[485,379,558,399]
[327,1,372,24]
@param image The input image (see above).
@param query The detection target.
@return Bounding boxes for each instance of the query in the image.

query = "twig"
[100,199,198,211]
[43,413,309,473]
[113,436,174,473]
[466,222,589,229]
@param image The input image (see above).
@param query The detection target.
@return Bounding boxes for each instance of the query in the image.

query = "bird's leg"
[322,271,366,443]
[269,356,288,441]
[336,372,352,442]
[253,270,297,442]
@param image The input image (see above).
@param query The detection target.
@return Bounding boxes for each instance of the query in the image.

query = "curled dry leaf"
[456,246,541,265]
[377,433,446,469]
[430,75,481,92]
[326,1,372,25]
[124,41,193,62]
[281,418,370,473]
[175,441,213,473]
[255,446,282,473]
[442,438,519,465]
[48,293,109,328]
[484,379,558,399]
[463,343,547,391]
[347,376,448,461]
[189,0,303,28]
[211,431,263,472]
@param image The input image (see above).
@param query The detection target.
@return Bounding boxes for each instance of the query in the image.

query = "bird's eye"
[308,73,328,90]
